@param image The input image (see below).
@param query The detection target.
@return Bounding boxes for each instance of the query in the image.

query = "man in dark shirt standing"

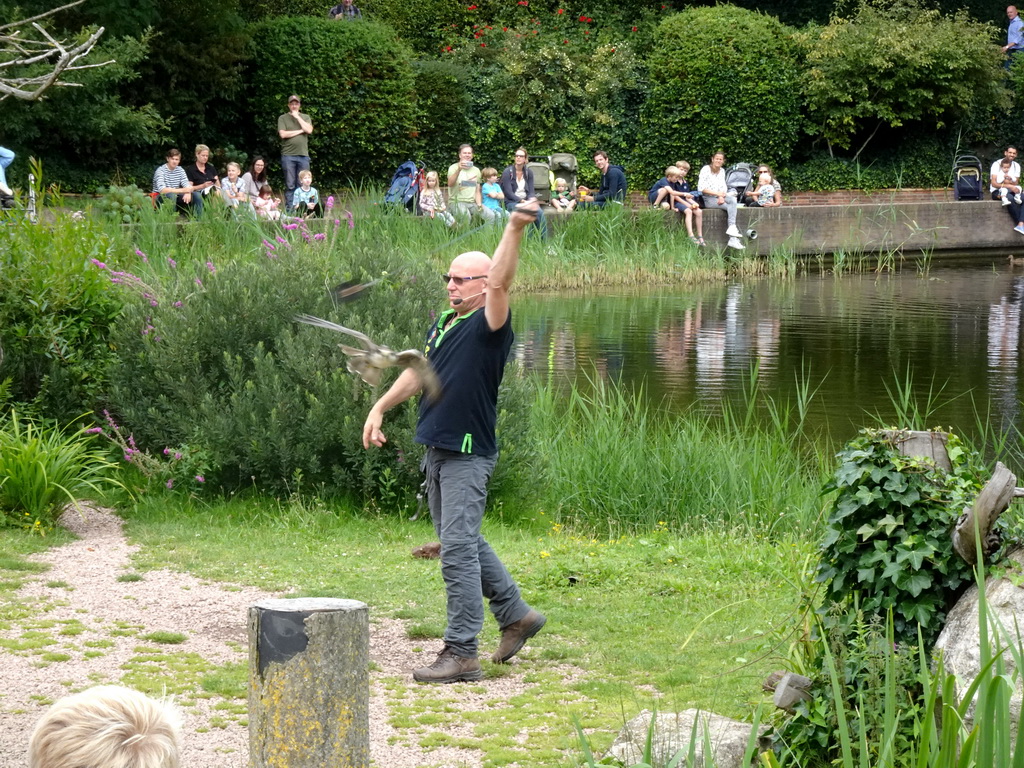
[277,94,313,210]
[362,200,546,683]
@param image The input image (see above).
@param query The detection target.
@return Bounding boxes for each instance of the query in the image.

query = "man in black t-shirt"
[362,200,546,683]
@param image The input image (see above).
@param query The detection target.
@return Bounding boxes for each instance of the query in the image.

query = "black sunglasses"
[443,273,487,285]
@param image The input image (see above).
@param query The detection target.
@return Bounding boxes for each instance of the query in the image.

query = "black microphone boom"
[452,291,485,305]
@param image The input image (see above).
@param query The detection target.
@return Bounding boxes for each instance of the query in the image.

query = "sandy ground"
[0,506,550,767]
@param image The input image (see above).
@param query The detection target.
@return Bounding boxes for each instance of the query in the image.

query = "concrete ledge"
[719,200,1021,256]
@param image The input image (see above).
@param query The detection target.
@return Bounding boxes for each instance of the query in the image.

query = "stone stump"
[248,598,369,768]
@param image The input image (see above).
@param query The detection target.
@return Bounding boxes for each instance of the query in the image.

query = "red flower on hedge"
[578,15,586,21]
[503,26,508,30]
[584,29,589,34]
[518,1,529,5]
[480,42,486,46]
[467,4,477,9]
[563,38,568,43]
[557,7,564,12]
[631,25,638,31]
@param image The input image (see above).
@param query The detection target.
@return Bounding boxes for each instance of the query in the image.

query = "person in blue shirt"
[1004,5,1023,67]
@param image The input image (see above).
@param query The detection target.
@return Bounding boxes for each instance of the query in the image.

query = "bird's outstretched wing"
[294,314,374,351]
[394,350,442,402]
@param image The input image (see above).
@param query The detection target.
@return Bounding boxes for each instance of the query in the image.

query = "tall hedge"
[245,17,418,185]
[635,5,802,187]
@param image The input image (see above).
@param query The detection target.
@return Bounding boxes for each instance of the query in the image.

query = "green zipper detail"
[461,433,472,453]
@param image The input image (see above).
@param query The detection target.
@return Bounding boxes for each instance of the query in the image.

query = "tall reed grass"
[531,372,827,536]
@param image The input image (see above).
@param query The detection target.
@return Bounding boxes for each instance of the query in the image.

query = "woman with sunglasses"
[499,147,548,236]
[744,164,783,208]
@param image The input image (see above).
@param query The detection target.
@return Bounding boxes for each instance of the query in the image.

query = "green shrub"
[444,31,645,180]
[245,17,418,186]
[796,0,1008,161]
[635,6,802,189]
[0,410,122,534]
[97,185,154,224]
[411,60,474,173]
[0,211,124,422]
[817,428,982,645]
[106,214,536,506]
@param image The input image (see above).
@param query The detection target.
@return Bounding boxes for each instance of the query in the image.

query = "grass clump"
[140,631,186,645]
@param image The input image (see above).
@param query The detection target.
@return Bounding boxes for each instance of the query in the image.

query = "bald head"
[450,250,491,274]
[1010,5,1018,18]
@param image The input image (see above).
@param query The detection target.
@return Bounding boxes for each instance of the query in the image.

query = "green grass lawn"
[112,494,814,762]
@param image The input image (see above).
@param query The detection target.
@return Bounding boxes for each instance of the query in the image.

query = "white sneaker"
[1003,196,1012,206]
[1015,193,1022,205]
[0,182,11,196]
[726,225,742,237]
[727,237,745,250]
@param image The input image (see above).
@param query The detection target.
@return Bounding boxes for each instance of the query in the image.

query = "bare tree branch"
[0,1,113,101]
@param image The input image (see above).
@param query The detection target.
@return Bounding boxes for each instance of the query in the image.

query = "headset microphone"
[451,291,485,306]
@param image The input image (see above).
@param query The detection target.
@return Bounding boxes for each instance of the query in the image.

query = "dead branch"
[0,0,113,101]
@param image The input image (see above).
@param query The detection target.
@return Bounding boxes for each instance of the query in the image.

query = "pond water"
[513,260,1024,447]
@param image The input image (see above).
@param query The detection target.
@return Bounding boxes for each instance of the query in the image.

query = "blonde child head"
[425,171,440,188]
[555,177,568,191]
[298,170,313,185]
[675,160,690,174]
[758,172,772,185]
[666,166,681,180]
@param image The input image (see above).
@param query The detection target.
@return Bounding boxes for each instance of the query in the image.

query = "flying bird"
[294,314,442,402]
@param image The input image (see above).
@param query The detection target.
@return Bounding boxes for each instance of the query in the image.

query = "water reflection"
[513,265,1024,444]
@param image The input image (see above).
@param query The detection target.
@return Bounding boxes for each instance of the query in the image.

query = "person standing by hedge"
[698,151,744,250]
[328,0,362,19]
[1004,5,1023,67]
[447,144,494,224]
[361,201,547,683]
[277,94,313,210]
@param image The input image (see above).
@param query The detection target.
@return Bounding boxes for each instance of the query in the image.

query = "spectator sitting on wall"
[183,143,219,217]
[744,164,783,207]
[698,151,743,250]
[578,151,626,208]
[328,0,362,19]
[152,148,197,216]
[990,146,1024,234]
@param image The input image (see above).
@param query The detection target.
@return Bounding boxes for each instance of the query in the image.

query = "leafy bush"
[411,60,474,173]
[97,185,154,224]
[106,217,536,507]
[245,17,418,186]
[774,611,926,768]
[635,6,802,188]
[0,410,122,534]
[796,0,1009,160]
[817,428,982,645]
[0,211,124,422]
[780,150,953,191]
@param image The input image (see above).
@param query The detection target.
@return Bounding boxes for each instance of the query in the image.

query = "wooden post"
[248,598,369,768]
[882,429,952,472]
[953,462,1018,565]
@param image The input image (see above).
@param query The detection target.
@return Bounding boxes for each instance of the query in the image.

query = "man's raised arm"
[484,200,539,331]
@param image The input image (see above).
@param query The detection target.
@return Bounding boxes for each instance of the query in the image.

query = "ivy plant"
[817,428,982,645]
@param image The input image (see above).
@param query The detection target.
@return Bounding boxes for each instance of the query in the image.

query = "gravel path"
[0,506,550,767]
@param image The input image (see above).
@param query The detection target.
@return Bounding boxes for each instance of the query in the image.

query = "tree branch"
[0,1,112,101]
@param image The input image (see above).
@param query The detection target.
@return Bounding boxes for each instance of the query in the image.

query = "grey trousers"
[423,447,530,657]
[702,192,738,228]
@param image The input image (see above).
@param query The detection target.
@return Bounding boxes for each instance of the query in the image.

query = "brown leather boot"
[412,646,484,683]
[492,609,547,664]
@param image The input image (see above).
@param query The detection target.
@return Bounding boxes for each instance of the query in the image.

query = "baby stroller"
[952,154,983,201]
[725,162,754,202]
[527,157,553,203]
[383,160,425,213]
[549,152,579,197]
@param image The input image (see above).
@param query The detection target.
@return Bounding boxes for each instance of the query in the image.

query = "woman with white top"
[499,146,548,237]
[698,151,743,250]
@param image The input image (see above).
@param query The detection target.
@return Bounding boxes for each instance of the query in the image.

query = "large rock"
[604,709,768,768]
[933,545,1024,736]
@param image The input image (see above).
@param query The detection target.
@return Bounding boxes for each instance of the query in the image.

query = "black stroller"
[952,154,983,201]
